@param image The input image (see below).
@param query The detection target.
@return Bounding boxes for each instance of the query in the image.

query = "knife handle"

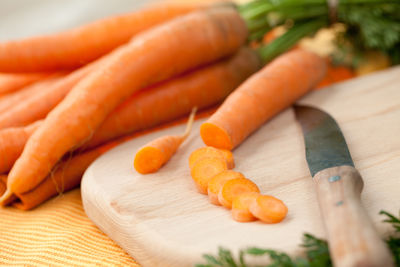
[314,165,394,267]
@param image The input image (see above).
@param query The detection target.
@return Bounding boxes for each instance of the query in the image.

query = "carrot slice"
[249,194,288,224]
[191,157,227,194]
[134,108,196,174]
[189,146,234,169]
[207,170,244,205]
[218,177,260,209]
[232,191,261,222]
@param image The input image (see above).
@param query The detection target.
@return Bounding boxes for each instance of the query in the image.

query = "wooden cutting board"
[81,67,400,267]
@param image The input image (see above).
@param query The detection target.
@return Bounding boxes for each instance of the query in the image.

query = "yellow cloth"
[0,189,139,266]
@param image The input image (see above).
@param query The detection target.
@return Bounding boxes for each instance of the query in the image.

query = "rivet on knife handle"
[294,104,394,267]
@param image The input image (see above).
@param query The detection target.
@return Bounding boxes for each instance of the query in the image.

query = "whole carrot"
[0,48,260,174]
[0,142,117,210]
[0,72,53,96]
[200,49,327,150]
[1,7,247,202]
[0,121,42,174]
[0,73,66,114]
[134,107,196,174]
[85,47,260,149]
[0,3,200,72]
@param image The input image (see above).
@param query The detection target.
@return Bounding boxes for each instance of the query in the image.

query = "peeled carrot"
[191,157,228,194]
[84,47,260,149]
[134,108,196,174]
[0,121,42,174]
[200,49,327,150]
[0,3,200,72]
[0,73,66,114]
[0,48,260,174]
[249,195,288,223]
[232,192,260,222]
[1,7,247,203]
[218,177,260,209]
[207,170,244,205]
[189,146,235,170]
[0,72,53,96]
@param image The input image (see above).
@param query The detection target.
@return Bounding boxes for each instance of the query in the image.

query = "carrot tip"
[200,122,233,151]
[134,146,165,174]
[0,188,14,206]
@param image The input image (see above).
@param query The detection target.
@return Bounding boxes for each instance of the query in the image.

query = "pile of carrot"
[188,146,288,223]
[0,1,331,211]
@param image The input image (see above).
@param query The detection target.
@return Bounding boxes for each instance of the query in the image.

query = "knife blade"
[294,104,394,267]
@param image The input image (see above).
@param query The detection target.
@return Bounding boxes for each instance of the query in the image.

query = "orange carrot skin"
[200,49,327,150]
[134,135,183,174]
[85,47,260,150]
[0,3,200,72]
[0,121,41,174]
[7,7,247,195]
[0,48,258,173]
[0,72,53,96]
[0,73,66,114]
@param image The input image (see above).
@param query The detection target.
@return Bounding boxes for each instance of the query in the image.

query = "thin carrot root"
[207,170,244,205]
[189,146,234,169]
[191,157,228,194]
[249,194,288,223]
[232,192,261,222]
[218,177,260,209]
[134,107,196,174]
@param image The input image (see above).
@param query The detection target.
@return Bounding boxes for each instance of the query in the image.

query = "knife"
[294,104,394,267]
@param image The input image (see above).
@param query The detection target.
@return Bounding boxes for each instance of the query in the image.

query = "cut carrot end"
[134,146,165,174]
[200,122,233,151]
[249,195,288,224]
[189,146,234,170]
[207,170,244,206]
[191,157,227,194]
[218,177,260,209]
[232,192,260,222]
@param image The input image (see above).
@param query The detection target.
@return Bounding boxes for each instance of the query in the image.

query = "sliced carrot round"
[190,157,227,194]
[249,195,288,224]
[218,177,260,209]
[207,170,244,205]
[232,191,260,222]
[189,146,234,169]
[200,122,233,150]
[134,146,165,174]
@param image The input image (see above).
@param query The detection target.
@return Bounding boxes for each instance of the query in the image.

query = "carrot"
[207,170,244,205]
[1,6,247,202]
[0,73,66,114]
[0,47,259,173]
[189,146,235,170]
[0,72,53,96]
[191,157,228,194]
[84,47,260,149]
[200,49,327,150]
[0,142,117,210]
[134,107,196,174]
[249,194,288,223]
[0,3,201,72]
[218,177,260,209]
[0,121,42,174]
[232,191,260,222]
[0,61,97,129]
[316,63,355,89]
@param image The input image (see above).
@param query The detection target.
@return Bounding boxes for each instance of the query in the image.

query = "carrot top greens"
[196,210,400,267]
[240,0,400,65]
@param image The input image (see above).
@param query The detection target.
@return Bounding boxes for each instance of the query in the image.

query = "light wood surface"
[82,67,400,267]
[314,166,394,267]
